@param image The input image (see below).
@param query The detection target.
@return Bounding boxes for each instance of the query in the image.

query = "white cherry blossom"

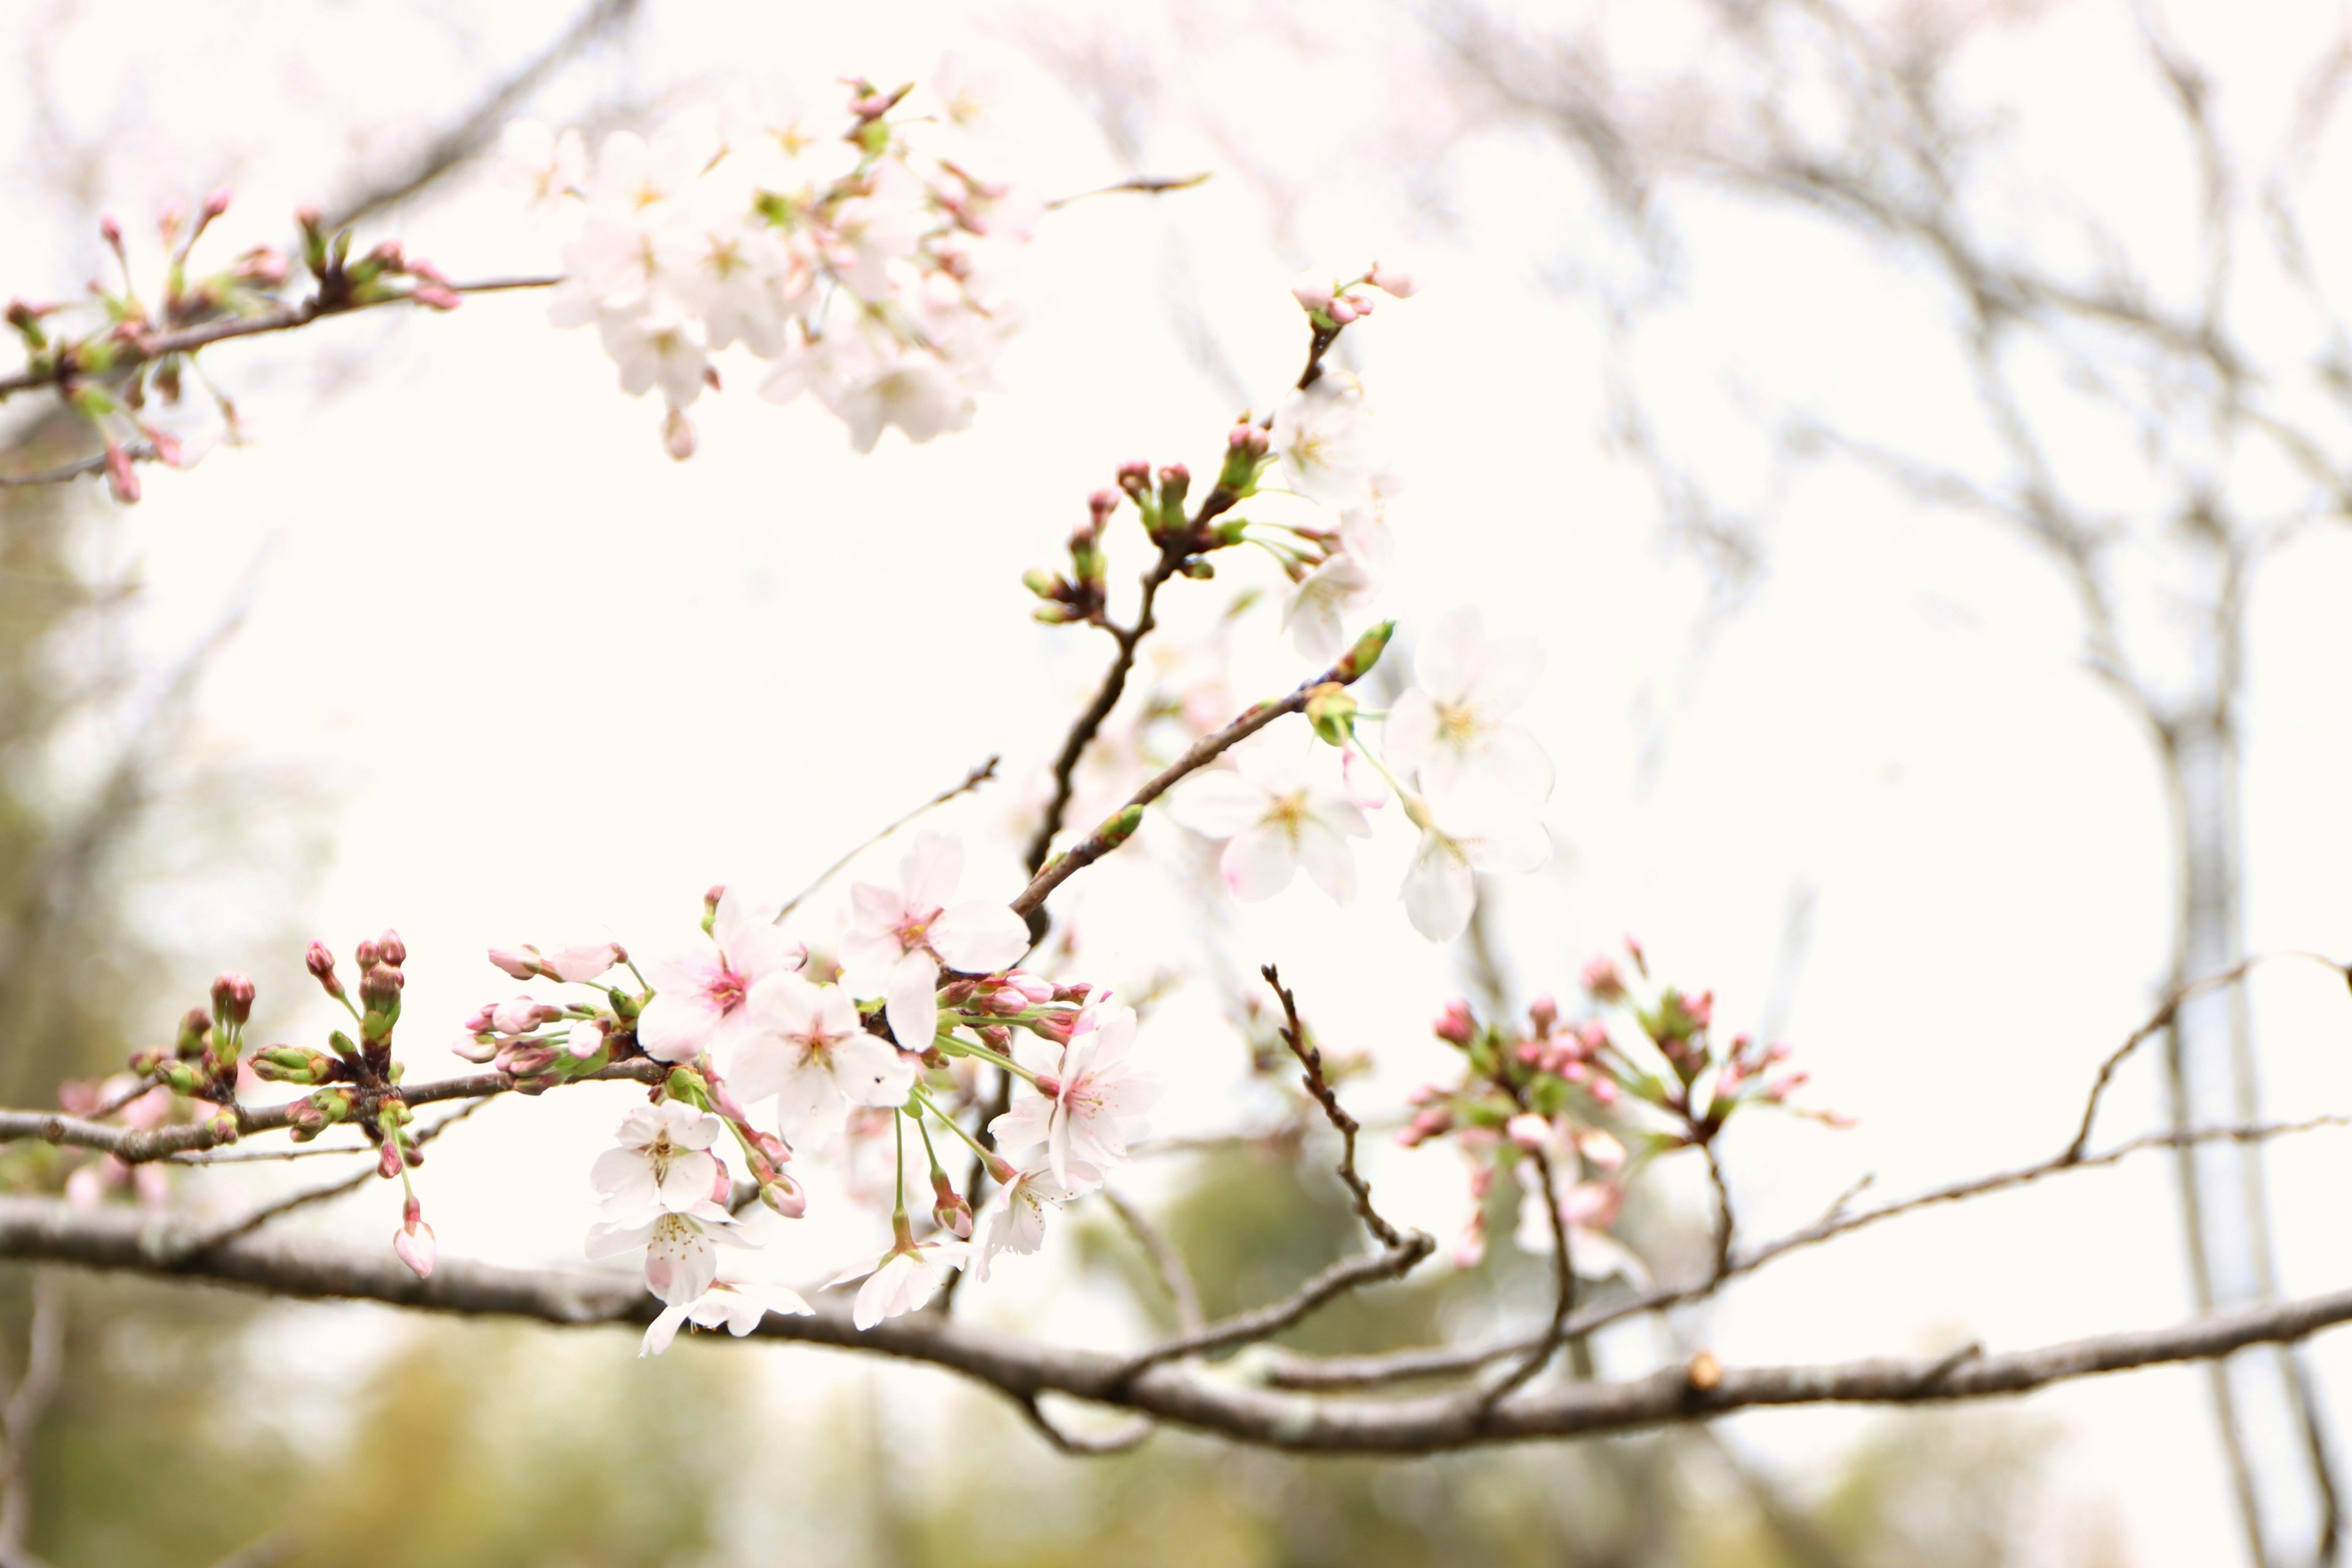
[1272,371,1384,508]
[590,1102,731,1226]
[499,119,585,208]
[1400,788,1552,942]
[839,832,1028,1052]
[1170,742,1371,903]
[586,1209,750,1306]
[989,999,1162,1187]
[816,339,977,454]
[733,971,915,1144]
[1514,1174,1649,1285]
[836,1235,973,1329]
[1283,511,1392,662]
[973,1159,1096,1282]
[1386,607,1552,802]
[598,306,710,407]
[637,887,804,1065]
[641,1279,813,1357]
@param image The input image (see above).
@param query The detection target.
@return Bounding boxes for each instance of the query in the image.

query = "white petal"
[640,1303,692,1357]
[1416,607,1486,703]
[1168,772,1270,840]
[724,1033,788,1105]
[585,1217,657,1260]
[884,951,941,1050]
[1470,635,1544,716]
[829,1031,916,1108]
[747,970,823,1037]
[636,992,721,1063]
[1466,812,1553,875]
[775,1060,844,1148]
[1294,821,1359,903]
[930,902,1029,973]
[1384,688,1440,778]
[901,831,963,911]
[1401,831,1476,941]
[1221,823,1300,901]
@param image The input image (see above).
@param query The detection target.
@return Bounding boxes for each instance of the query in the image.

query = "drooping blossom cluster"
[447,831,1161,1351]
[503,74,1033,460]
[1398,940,1840,1276]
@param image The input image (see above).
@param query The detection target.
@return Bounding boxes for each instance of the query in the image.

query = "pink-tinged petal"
[1310,791,1373,838]
[829,1032,915,1109]
[900,831,963,912]
[987,1095,1052,1161]
[1221,822,1300,902]
[640,1302,692,1357]
[585,1217,658,1260]
[1294,820,1359,904]
[723,1034,788,1104]
[661,1102,722,1149]
[930,902,1028,973]
[1416,607,1486,704]
[1466,812,1552,875]
[646,951,717,997]
[636,992,722,1063]
[747,970,824,1037]
[394,1218,436,1279]
[884,951,941,1050]
[848,881,905,934]
[853,1256,904,1329]
[1168,771,1269,839]
[546,941,624,984]
[816,983,864,1038]
[1402,831,1476,941]
[727,922,804,985]
[1047,1097,1074,1188]
[591,1148,662,1222]
[1385,688,1440,777]
[711,887,778,959]
[646,1217,718,1304]
[1471,635,1544,716]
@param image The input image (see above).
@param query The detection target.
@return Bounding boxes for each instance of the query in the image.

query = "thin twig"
[0,1272,63,1565]
[1702,1142,1736,1281]
[1013,1393,1156,1455]
[1043,173,1213,211]
[1102,1186,1205,1335]
[776,755,1000,924]
[1474,1144,1574,1415]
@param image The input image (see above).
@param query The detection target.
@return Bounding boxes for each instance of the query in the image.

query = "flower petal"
[1401,831,1476,941]
[930,902,1029,973]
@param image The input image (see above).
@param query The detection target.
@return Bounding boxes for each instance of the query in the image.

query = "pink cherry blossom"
[637,887,804,1064]
[1170,742,1371,903]
[733,971,916,1144]
[989,1000,1161,1188]
[587,1209,749,1306]
[590,1102,732,1226]
[839,832,1028,1052]
[394,1195,435,1280]
[1385,607,1553,802]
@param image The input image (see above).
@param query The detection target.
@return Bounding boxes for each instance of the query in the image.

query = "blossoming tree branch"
[1,76,2350,1458]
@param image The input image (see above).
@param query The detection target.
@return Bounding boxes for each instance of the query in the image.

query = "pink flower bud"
[377,1144,402,1180]
[1032,1072,1063,1099]
[1432,1000,1476,1046]
[211,971,256,1027]
[104,443,140,504]
[491,997,549,1035]
[662,404,696,461]
[355,938,381,969]
[1564,1180,1623,1230]
[1624,933,1648,975]
[306,942,344,998]
[1528,995,1559,1036]
[99,214,123,249]
[1450,1212,1487,1271]
[450,1033,499,1065]
[1588,1076,1620,1107]
[1505,1113,1550,1151]
[546,942,625,983]
[377,929,407,967]
[761,1174,808,1218]
[1689,990,1714,1029]
[394,1197,436,1279]
[488,947,541,981]
[1227,423,1270,457]
[1580,956,1624,1001]
[201,187,233,222]
[1367,262,1417,298]
[1327,296,1357,325]
[1576,1128,1627,1172]
[1289,273,1334,312]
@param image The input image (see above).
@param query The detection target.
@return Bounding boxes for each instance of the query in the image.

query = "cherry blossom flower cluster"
[460,834,1161,1354]
[504,75,1033,460]
[2,197,456,501]
[1398,940,1838,1276]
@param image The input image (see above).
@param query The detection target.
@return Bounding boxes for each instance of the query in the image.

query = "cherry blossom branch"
[1042,173,1213,211]
[15,1194,2352,1452]
[1702,1142,1736,1281]
[0,442,154,488]
[0,1058,661,1163]
[1261,1111,2352,1391]
[1011,634,1389,920]
[776,755,1000,924]
[1098,970,1431,1384]
[0,276,559,405]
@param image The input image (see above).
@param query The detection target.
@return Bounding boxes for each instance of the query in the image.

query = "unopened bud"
[1432,1000,1476,1046]
[394,1195,436,1279]
[702,885,724,937]
[1333,619,1394,681]
[306,942,344,998]
[761,1174,809,1218]
[1290,273,1334,312]
[360,962,404,1016]
[488,947,540,981]
[376,929,407,967]
[1093,803,1143,851]
[662,404,696,461]
[1305,682,1357,747]
[1367,261,1417,298]
[176,1008,213,1059]
[211,971,256,1028]
[1505,1112,1550,1151]
[104,443,140,505]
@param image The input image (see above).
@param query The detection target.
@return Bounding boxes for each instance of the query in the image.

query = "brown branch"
[0,1058,662,1163]
[11,1194,2352,1453]
[1101,970,1431,1384]
[1011,652,1379,921]
[0,1272,62,1567]
[1475,1143,1574,1415]
[0,276,559,404]
[1014,1394,1156,1455]
[1261,1111,2352,1391]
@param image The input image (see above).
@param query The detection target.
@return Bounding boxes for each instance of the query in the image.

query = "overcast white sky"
[10,1,2352,1559]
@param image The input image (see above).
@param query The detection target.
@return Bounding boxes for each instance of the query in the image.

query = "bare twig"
[1102,1186,1204,1335]
[1043,172,1214,211]
[1702,1143,1736,1281]
[0,1271,63,1566]
[776,755,1000,924]
[1474,1144,1574,1415]
[1014,1393,1156,1455]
